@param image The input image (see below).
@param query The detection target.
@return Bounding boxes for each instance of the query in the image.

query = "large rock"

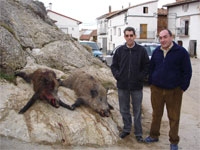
[0,64,122,146]
[30,40,104,71]
[0,26,26,73]
[0,0,104,74]
[0,0,65,49]
[0,0,122,146]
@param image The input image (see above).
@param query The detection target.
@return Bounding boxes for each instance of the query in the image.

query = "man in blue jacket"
[111,27,149,142]
[144,29,192,150]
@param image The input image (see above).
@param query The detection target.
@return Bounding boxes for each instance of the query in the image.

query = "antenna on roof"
[109,5,112,13]
[49,3,52,10]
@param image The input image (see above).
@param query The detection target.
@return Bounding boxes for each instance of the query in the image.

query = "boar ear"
[108,103,114,110]
[90,89,98,98]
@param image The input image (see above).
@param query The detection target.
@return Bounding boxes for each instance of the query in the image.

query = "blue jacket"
[149,42,192,91]
[111,43,150,90]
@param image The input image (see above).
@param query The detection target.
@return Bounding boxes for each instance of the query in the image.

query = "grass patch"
[0,22,20,44]
[0,72,15,82]
[102,80,116,90]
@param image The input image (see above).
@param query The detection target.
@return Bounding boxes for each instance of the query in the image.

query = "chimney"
[49,3,52,10]
[129,3,131,7]
[122,6,124,9]
[109,5,111,13]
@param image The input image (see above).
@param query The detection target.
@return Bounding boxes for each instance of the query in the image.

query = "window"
[182,4,189,12]
[110,29,112,41]
[118,28,121,36]
[113,44,115,50]
[61,27,68,34]
[114,27,116,36]
[178,41,183,46]
[140,24,147,39]
[143,7,148,14]
[185,20,189,35]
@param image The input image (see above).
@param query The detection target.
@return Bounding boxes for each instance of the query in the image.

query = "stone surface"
[0,0,103,74]
[0,64,121,146]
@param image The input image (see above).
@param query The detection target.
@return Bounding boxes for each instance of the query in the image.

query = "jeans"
[118,88,143,136]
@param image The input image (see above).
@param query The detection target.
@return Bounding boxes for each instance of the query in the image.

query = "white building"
[97,7,119,52]
[47,10,82,39]
[163,0,200,58]
[97,0,158,52]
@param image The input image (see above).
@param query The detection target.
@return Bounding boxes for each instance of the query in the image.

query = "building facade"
[164,0,200,58]
[97,0,158,52]
[47,10,82,39]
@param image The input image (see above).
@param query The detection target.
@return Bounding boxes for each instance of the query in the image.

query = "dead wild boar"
[59,70,114,117]
[15,69,74,114]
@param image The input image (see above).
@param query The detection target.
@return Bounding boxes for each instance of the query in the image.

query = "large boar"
[60,71,114,117]
[15,69,74,114]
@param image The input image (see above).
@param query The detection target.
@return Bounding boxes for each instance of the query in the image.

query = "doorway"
[140,24,147,39]
[189,40,197,57]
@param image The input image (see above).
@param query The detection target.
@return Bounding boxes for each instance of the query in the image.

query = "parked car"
[103,43,160,66]
[102,45,121,66]
[139,42,160,59]
[79,41,103,59]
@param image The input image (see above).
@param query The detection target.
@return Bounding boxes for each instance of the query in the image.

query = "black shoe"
[136,136,144,143]
[119,131,130,139]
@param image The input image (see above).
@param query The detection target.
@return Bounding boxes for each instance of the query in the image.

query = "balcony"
[176,27,189,37]
[98,27,108,35]
[136,31,156,39]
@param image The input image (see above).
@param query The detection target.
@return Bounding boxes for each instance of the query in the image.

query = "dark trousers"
[150,85,183,144]
[118,89,143,136]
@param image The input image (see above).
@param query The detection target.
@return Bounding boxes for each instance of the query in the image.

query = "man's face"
[124,31,136,47]
[159,30,173,50]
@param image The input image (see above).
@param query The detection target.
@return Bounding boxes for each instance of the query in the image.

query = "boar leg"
[71,98,85,109]
[15,72,31,83]
[19,93,39,114]
[59,100,74,110]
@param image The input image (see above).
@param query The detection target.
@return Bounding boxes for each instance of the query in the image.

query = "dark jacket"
[111,43,150,90]
[149,41,192,91]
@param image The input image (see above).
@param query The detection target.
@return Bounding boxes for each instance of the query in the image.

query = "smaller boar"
[15,69,74,114]
[60,71,114,117]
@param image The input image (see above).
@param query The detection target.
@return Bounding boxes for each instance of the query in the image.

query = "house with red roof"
[79,29,97,42]
[47,10,82,39]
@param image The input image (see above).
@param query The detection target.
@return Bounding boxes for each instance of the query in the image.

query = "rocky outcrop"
[0,0,103,74]
[0,63,121,146]
[0,0,122,147]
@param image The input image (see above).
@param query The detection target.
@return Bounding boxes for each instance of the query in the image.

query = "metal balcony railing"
[176,27,189,36]
[135,31,156,39]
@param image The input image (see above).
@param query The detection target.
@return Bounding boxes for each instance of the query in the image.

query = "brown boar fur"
[60,70,113,117]
[15,69,73,114]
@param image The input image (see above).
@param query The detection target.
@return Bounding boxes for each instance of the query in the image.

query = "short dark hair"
[124,27,136,35]
[162,29,172,37]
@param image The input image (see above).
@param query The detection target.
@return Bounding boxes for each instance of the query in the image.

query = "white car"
[103,43,160,66]
[139,42,160,59]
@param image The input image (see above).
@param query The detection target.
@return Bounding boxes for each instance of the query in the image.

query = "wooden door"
[140,24,147,39]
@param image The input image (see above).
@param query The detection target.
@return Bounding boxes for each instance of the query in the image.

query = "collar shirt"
[161,42,174,57]
[126,42,135,49]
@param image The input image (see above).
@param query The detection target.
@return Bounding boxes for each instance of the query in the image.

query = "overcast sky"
[39,0,176,29]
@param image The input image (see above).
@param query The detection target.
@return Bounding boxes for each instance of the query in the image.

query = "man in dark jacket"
[144,29,192,150]
[111,27,149,142]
